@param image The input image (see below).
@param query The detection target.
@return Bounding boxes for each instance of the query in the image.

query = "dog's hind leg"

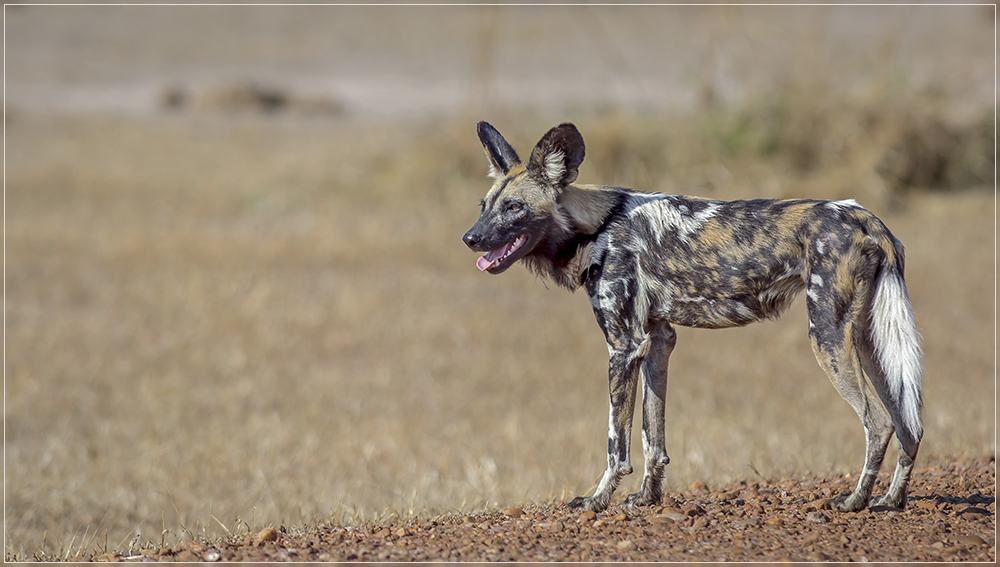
[811,328,894,512]
[808,283,894,513]
[869,426,919,509]
[624,321,675,507]
[858,341,921,509]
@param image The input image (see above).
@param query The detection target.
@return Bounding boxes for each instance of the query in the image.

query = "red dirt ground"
[87,457,994,562]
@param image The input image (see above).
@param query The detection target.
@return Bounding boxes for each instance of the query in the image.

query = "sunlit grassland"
[5,95,994,559]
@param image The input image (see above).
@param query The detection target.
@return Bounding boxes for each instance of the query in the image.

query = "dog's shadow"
[895,493,995,515]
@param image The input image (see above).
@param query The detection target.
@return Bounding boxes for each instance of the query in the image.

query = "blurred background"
[5,4,994,559]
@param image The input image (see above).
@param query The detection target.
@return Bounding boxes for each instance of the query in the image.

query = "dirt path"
[90,459,994,562]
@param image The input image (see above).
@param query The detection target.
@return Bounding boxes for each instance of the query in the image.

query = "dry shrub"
[878,111,994,195]
[159,81,344,116]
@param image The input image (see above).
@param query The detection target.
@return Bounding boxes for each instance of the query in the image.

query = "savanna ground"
[4,4,996,561]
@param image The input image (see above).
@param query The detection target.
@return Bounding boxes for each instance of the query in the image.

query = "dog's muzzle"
[462,230,485,251]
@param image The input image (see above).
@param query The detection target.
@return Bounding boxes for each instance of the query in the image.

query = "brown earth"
[83,458,993,562]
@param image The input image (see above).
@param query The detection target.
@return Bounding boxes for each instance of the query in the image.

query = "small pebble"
[682,504,705,516]
[504,507,524,519]
[256,527,279,545]
[806,511,830,524]
[617,540,638,551]
[804,498,830,512]
[733,516,762,529]
[957,534,986,547]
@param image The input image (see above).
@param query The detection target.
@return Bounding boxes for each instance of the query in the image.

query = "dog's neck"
[558,184,622,235]
[523,184,626,290]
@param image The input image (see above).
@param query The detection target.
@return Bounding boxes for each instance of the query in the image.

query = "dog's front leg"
[568,345,642,512]
[625,321,675,507]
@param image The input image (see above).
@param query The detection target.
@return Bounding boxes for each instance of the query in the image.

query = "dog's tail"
[869,238,923,442]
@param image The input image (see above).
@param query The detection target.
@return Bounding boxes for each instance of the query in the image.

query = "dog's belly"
[651,272,806,329]
[659,296,761,328]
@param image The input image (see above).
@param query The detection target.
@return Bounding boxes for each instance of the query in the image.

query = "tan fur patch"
[559,184,620,234]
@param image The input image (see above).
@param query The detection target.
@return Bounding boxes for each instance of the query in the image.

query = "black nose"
[463,231,481,250]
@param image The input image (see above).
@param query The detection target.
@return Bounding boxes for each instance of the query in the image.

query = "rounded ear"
[477,121,521,178]
[528,123,585,187]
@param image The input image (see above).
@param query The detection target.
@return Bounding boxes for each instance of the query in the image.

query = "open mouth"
[476,234,528,272]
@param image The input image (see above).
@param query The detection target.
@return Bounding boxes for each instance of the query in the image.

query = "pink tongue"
[476,242,512,271]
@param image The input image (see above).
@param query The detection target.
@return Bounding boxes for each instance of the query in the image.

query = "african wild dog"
[463,122,923,513]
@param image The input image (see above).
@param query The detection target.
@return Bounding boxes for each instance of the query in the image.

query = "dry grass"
[5,88,994,559]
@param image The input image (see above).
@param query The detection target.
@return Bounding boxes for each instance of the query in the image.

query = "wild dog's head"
[462,121,585,274]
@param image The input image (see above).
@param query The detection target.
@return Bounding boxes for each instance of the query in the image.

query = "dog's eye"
[508,202,522,212]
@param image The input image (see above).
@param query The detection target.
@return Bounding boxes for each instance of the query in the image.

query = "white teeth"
[500,234,527,263]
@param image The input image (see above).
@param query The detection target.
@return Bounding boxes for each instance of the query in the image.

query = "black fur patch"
[478,121,521,175]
